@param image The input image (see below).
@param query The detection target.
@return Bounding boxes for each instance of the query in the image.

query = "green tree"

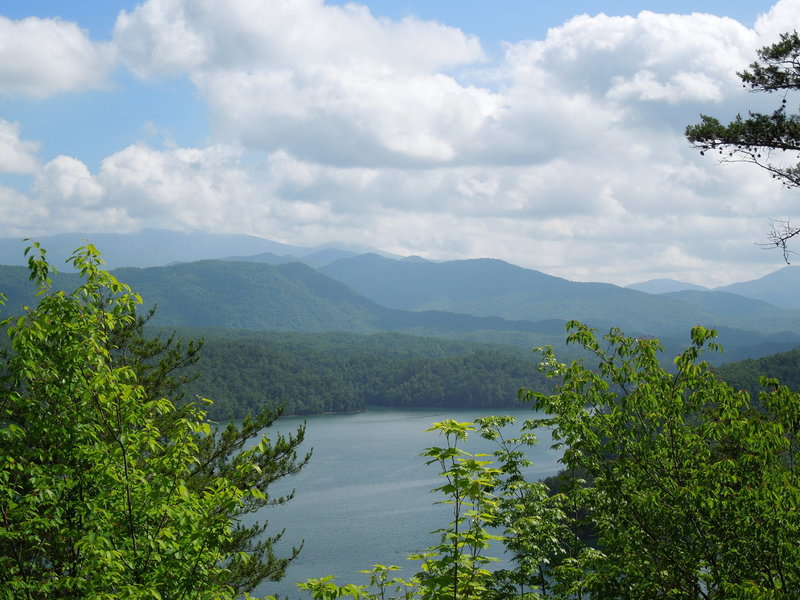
[297,321,800,599]
[474,416,576,600]
[111,312,310,595]
[411,420,503,600]
[0,244,305,599]
[686,31,800,259]
[298,420,506,600]
[298,417,569,600]
[524,321,800,599]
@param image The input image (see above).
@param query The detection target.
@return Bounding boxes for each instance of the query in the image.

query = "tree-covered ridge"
[2,255,800,372]
[0,260,570,348]
[157,325,800,420]
[154,329,555,418]
[715,343,800,399]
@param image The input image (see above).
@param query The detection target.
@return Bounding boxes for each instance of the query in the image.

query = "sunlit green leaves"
[0,245,283,599]
[524,321,800,598]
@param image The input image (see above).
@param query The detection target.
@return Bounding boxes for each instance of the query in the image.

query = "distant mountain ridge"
[627,267,800,310]
[3,230,799,310]
[2,231,800,365]
[0,230,394,270]
[318,253,800,338]
[221,248,362,268]
[714,266,800,309]
[627,278,709,294]
[0,260,567,342]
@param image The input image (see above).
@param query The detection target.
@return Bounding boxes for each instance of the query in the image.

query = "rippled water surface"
[251,407,561,599]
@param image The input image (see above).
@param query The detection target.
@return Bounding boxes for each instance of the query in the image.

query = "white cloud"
[33,156,105,205]
[114,0,499,164]
[607,69,724,103]
[3,1,799,288]
[0,184,48,234]
[498,10,757,125]
[0,16,114,97]
[0,120,39,173]
[754,0,800,41]
[114,0,486,77]
[97,143,257,230]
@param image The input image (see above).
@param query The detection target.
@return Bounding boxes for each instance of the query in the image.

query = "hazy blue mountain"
[0,260,568,343]
[223,248,361,268]
[320,254,575,310]
[298,248,363,267]
[1,257,799,365]
[657,324,800,365]
[660,290,781,318]
[0,230,391,271]
[627,278,708,293]
[0,230,311,270]
[714,266,800,309]
[220,252,292,265]
[318,253,800,336]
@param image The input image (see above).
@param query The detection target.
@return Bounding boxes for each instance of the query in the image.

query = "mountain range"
[626,270,800,310]
[1,230,799,364]
[0,229,397,270]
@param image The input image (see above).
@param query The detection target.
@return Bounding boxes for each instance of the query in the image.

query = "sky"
[0,0,797,286]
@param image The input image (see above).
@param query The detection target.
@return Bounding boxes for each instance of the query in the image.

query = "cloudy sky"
[0,0,797,286]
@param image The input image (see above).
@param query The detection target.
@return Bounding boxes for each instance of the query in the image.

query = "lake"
[251,406,562,599]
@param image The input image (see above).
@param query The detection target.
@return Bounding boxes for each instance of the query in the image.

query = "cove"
[252,406,562,599]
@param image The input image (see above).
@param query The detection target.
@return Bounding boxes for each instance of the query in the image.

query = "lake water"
[251,407,562,599]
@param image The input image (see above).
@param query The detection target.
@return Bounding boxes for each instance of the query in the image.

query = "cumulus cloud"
[0,184,48,234]
[0,16,114,97]
[114,0,486,77]
[96,144,259,230]
[754,0,800,41]
[114,0,500,164]
[0,120,39,173]
[34,156,104,205]
[497,10,758,132]
[2,1,799,287]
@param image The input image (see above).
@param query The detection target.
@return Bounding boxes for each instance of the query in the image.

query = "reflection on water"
[250,407,560,599]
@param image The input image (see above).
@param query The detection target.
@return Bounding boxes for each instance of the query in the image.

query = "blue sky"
[0,0,794,285]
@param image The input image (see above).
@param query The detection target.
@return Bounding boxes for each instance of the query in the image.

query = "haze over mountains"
[1,230,799,364]
[627,271,800,310]
[0,229,396,270]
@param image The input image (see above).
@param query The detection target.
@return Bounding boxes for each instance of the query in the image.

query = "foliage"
[297,417,568,600]
[409,420,502,600]
[0,244,305,599]
[524,321,800,598]
[686,31,800,259]
[714,343,800,401]
[473,416,576,600]
[109,315,311,594]
[304,321,800,600]
[176,333,548,418]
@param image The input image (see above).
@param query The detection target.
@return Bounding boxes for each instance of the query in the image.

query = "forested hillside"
[319,253,800,338]
[4,254,800,421]
[137,325,800,420]
[715,344,800,399]
[166,329,553,418]
[0,261,570,348]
